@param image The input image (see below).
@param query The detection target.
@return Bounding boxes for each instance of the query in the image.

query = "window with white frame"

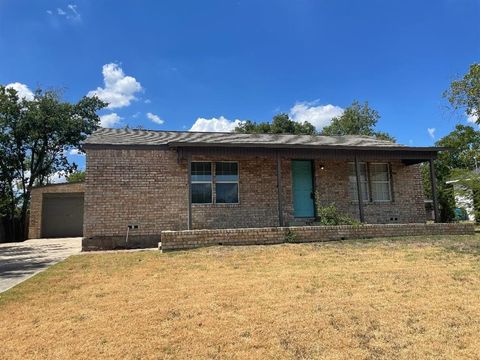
[370,163,392,202]
[191,162,212,203]
[348,162,369,202]
[215,162,239,203]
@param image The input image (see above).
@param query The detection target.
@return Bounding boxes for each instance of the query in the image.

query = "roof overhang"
[83,142,448,165]
[172,144,447,164]
[167,141,448,152]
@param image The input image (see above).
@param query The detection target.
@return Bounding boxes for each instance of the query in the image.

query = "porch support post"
[187,154,192,230]
[276,152,284,227]
[354,155,365,223]
[429,158,440,223]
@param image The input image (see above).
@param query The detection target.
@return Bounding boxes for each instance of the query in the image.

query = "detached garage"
[28,182,85,239]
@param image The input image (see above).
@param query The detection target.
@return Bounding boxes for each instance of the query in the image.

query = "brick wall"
[83,147,429,249]
[28,182,85,239]
[84,151,285,245]
[160,223,475,251]
[191,155,279,229]
[84,148,188,243]
[313,161,425,224]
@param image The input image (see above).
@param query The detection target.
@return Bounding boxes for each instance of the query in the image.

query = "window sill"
[192,203,241,207]
[350,201,393,205]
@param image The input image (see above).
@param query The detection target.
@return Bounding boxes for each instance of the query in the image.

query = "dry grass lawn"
[1,235,480,359]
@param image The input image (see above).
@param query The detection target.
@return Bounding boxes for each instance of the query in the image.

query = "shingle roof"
[84,128,441,152]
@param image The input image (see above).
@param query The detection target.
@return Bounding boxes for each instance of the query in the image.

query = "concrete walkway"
[0,238,81,293]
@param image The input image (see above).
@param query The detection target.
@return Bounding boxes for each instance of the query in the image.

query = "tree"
[235,113,317,135]
[67,171,85,183]
[322,101,396,142]
[0,86,106,241]
[435,124,480,170]
[423,124,480,222]
[444,63,480,123]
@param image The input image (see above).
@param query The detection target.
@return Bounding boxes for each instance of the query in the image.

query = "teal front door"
[292,160,315,218]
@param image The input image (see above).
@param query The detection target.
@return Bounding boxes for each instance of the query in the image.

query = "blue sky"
[1,0,479,170]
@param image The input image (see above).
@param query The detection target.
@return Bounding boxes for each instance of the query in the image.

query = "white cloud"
[147,112,164,125]
[87,63,142,109]
[467,111,478,124]
[289,101,344,130]
[190,116,244,132]
[53,4,81,22]
[427,128,436,139]
[67,4,80,19]
[48,171,67,184]
[144,99,151,104]
[5,82,34,100]
[99,113,122,127]
[69,148,84,156]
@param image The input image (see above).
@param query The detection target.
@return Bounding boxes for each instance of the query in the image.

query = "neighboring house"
[82,128,444,248]
[446,179,476,221]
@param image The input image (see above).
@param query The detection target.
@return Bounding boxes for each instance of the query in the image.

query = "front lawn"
[1,235,480,359]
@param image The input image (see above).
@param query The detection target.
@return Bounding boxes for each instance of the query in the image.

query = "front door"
[292,160,315,218]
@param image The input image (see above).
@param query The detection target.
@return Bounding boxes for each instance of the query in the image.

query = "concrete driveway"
[0,238,81,293]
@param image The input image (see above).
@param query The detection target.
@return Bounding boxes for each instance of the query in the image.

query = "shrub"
[315,203,359,226]
[284,229,296,242]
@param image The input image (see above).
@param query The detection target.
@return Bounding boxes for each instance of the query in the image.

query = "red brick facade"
[84,147,427,247]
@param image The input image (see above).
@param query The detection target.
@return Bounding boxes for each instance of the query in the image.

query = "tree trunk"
[18,191,30,241]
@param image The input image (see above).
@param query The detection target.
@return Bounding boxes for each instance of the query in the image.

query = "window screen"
[370,163,391,201]
[349,162,369,201]
[215,162,239,203]
[191,162,212,203]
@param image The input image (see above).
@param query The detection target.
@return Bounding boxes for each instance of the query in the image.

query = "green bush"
[315,203,359,226]
[284,229,296,242]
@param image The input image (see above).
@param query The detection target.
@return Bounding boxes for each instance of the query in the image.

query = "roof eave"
[167,141,448,152]
[83,141,449,153]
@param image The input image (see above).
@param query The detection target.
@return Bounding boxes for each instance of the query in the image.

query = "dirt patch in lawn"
[1,235,480,359]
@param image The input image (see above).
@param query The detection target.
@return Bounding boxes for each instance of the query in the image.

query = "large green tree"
[322,101,395,142]
[235,113,317,135]
[436,124,480,170]
[0,86,106,241]
[424,65,480,222]
[444,63,480,123]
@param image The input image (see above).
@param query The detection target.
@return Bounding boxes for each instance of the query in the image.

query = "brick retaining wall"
[159,223,475,251]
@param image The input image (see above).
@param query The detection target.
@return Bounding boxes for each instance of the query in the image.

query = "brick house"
[82,128,445,249]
